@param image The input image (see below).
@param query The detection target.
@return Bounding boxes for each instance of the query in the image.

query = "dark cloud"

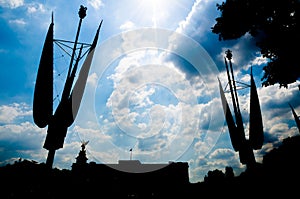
[263,131,279,144]
[175,0,264,77]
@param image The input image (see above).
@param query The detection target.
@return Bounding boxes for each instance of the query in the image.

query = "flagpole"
[130,148,132,160]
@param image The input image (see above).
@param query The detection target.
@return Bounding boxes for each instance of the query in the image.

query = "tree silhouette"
[211,0,300,88]
[224,166,234,179]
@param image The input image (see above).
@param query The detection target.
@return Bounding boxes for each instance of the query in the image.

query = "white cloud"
[249,55,268,67]
[174,0,265,78]
[87,0,104,10]
[209,148,235,160]
[120,30,161,54]
[0,103,32,123]
[8,18,26,26]
[120,21,136,31]
[240,74,251,84]
[176,0,218,38]
[0,121,45,155]
[87,72,99,87]
[0,0,24,9]
[91,25,227,164]
[90,50,202,162]
[72,125,112,144]
[0,121,41,136]
[269,123,289,134]
[188,148,243,182]
[27,3,46,14]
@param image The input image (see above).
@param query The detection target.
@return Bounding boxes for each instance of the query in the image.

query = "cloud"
[87,72,99,87]
[86,46,205,162]
[8,18,26,26]
[72,125,112,144]
[87,0,104,10]
[221,34,262,69]
[27,2,46,14]
[0,121,44,147]
[120,21,136,31]
[0,121,46,166]
[188,147,243,182]
[248,54,268,68]
[259,82,299,112]
[174,0,267,78]
[84,25,230,167]
[0,0,24,9]
[0,102,46,166]
[176,0,217,37]
[101,53,226,164]
[89,1,300,182]
[0,103,32,123]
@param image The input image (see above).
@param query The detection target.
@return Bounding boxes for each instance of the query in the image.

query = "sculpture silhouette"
[75,140,89,165]
[218,49,264,167]
[289,103,300,133]
[33,5,102,168]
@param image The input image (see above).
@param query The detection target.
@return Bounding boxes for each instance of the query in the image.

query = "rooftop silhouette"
[1,134,300,198]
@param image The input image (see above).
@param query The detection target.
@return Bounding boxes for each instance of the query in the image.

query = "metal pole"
[224,56,238,117]
[46,149,55,168]
[45,6,87,169]
[66,5,87,78]
[130,148,132,160]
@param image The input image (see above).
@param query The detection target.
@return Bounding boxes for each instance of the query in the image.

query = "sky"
[1,0,300,183]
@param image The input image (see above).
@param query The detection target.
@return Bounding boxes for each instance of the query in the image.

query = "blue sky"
[1,0,300,183]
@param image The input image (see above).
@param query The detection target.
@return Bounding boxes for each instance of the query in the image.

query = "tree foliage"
[212,0,300,88]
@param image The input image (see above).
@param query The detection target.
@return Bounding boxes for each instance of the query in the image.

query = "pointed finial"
[78,5,87,19]
[99,19,103,29]
[51,11,54,24]
[225,49,232,60]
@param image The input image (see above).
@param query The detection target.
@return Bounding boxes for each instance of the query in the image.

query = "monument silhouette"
[289,103,300,133]
[32,5,102,168]
[218,49,264,167]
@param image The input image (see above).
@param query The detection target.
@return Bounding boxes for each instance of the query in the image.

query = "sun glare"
[134,0,190,28]
[138,0,175,28]
[141,0,158,27]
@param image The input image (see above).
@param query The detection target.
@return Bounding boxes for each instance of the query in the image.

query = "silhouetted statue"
[75,141,89,165]
[33,5,102,168]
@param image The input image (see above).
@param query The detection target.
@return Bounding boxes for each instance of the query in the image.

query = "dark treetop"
[212,0,300,88]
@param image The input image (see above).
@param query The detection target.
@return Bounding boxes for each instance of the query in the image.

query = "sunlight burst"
[141,0,158,27]
[139,0,175,28]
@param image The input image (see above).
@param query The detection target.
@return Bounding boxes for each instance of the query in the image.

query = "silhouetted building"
[3,135,300,199]
[71,145,190,198]
[71,159,190,197]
